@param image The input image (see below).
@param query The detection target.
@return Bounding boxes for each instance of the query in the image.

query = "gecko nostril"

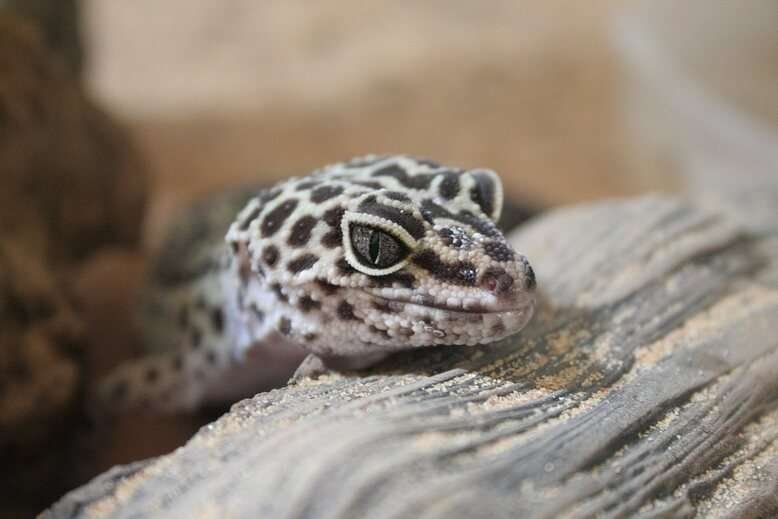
[481,267,514,295]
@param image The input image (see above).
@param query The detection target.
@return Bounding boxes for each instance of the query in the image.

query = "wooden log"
[44,195,778,518]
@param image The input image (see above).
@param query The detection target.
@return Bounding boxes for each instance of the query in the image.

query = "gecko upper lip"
[364,290,535,315]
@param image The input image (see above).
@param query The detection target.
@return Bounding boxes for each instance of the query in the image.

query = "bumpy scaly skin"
[98,156,536,413]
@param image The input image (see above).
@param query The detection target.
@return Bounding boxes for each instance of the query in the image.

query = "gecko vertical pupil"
[369,230,381,264]
[350,224,407,270]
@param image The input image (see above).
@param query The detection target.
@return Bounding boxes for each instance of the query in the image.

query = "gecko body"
[99,156,536,412]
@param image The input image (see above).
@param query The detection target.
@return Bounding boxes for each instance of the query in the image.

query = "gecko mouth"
[365,290,536,343]
[353,288,536,344]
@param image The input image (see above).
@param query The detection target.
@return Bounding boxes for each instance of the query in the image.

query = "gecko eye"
[349,224,409,271]
[341,209,417,276]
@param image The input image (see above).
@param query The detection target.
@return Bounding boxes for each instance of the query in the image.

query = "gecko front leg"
[97,335,306,414]
[97,348,216,414]
[95,268,306,415]
[290,351,390,382]
[96,312,307,415]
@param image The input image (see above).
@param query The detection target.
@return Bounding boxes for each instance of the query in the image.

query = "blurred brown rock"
[0,12,148,518]
[1,0,82,74]
[0,240,83,512]
[0,15,147,262]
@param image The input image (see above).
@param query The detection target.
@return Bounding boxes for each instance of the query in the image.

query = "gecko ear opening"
[467,169,504,222]
[341,212,415,276]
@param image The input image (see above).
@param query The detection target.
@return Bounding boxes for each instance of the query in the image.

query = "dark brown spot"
[315,280,340,295]
[295,180,320,191]
[210,307,224,333]
[437,227,472,250]
[398,327,414,337]
[525,264,536,290]
[271,283,288,302]
[383,191,411,203]
[438,171,461,200]
[304,333,318,342]
[288,215,318,247]
[262,245,279,267]
[288,254,319,273]
[190,327,202,349]
[321,229,342,248]
[459,210,500,238]
[420,199,500,237]
[374,272,416,289]
[483,240,515,262]
[470,169,498,218]
[258,188,282,205]
[172,355,184,371]
[311,185,344,203]
[413,250,477,286]
[455,263,478,285]
[205,350,218,364]
[278,317,292,335]
[238,206,262,231]
[357,196,425,239]
[352,180,384,190]
[372,164,437,190]
[337,300,358,320]
[298,295,321,312]
[321,206,345,248]
[237,190,281,230]
[261,198,298,237]
[336,257,358,276]
[323,206,344,225]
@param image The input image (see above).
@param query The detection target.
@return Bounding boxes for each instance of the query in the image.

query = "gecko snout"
[480,257,536,302]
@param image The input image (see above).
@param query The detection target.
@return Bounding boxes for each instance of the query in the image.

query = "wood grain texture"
[45,196,778,518]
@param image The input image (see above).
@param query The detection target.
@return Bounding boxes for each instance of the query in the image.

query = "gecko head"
[229,156,536,353]
[333,164,536,348]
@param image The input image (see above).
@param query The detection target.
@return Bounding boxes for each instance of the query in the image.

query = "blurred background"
[83,0,639,248]
[1,0,777,517]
